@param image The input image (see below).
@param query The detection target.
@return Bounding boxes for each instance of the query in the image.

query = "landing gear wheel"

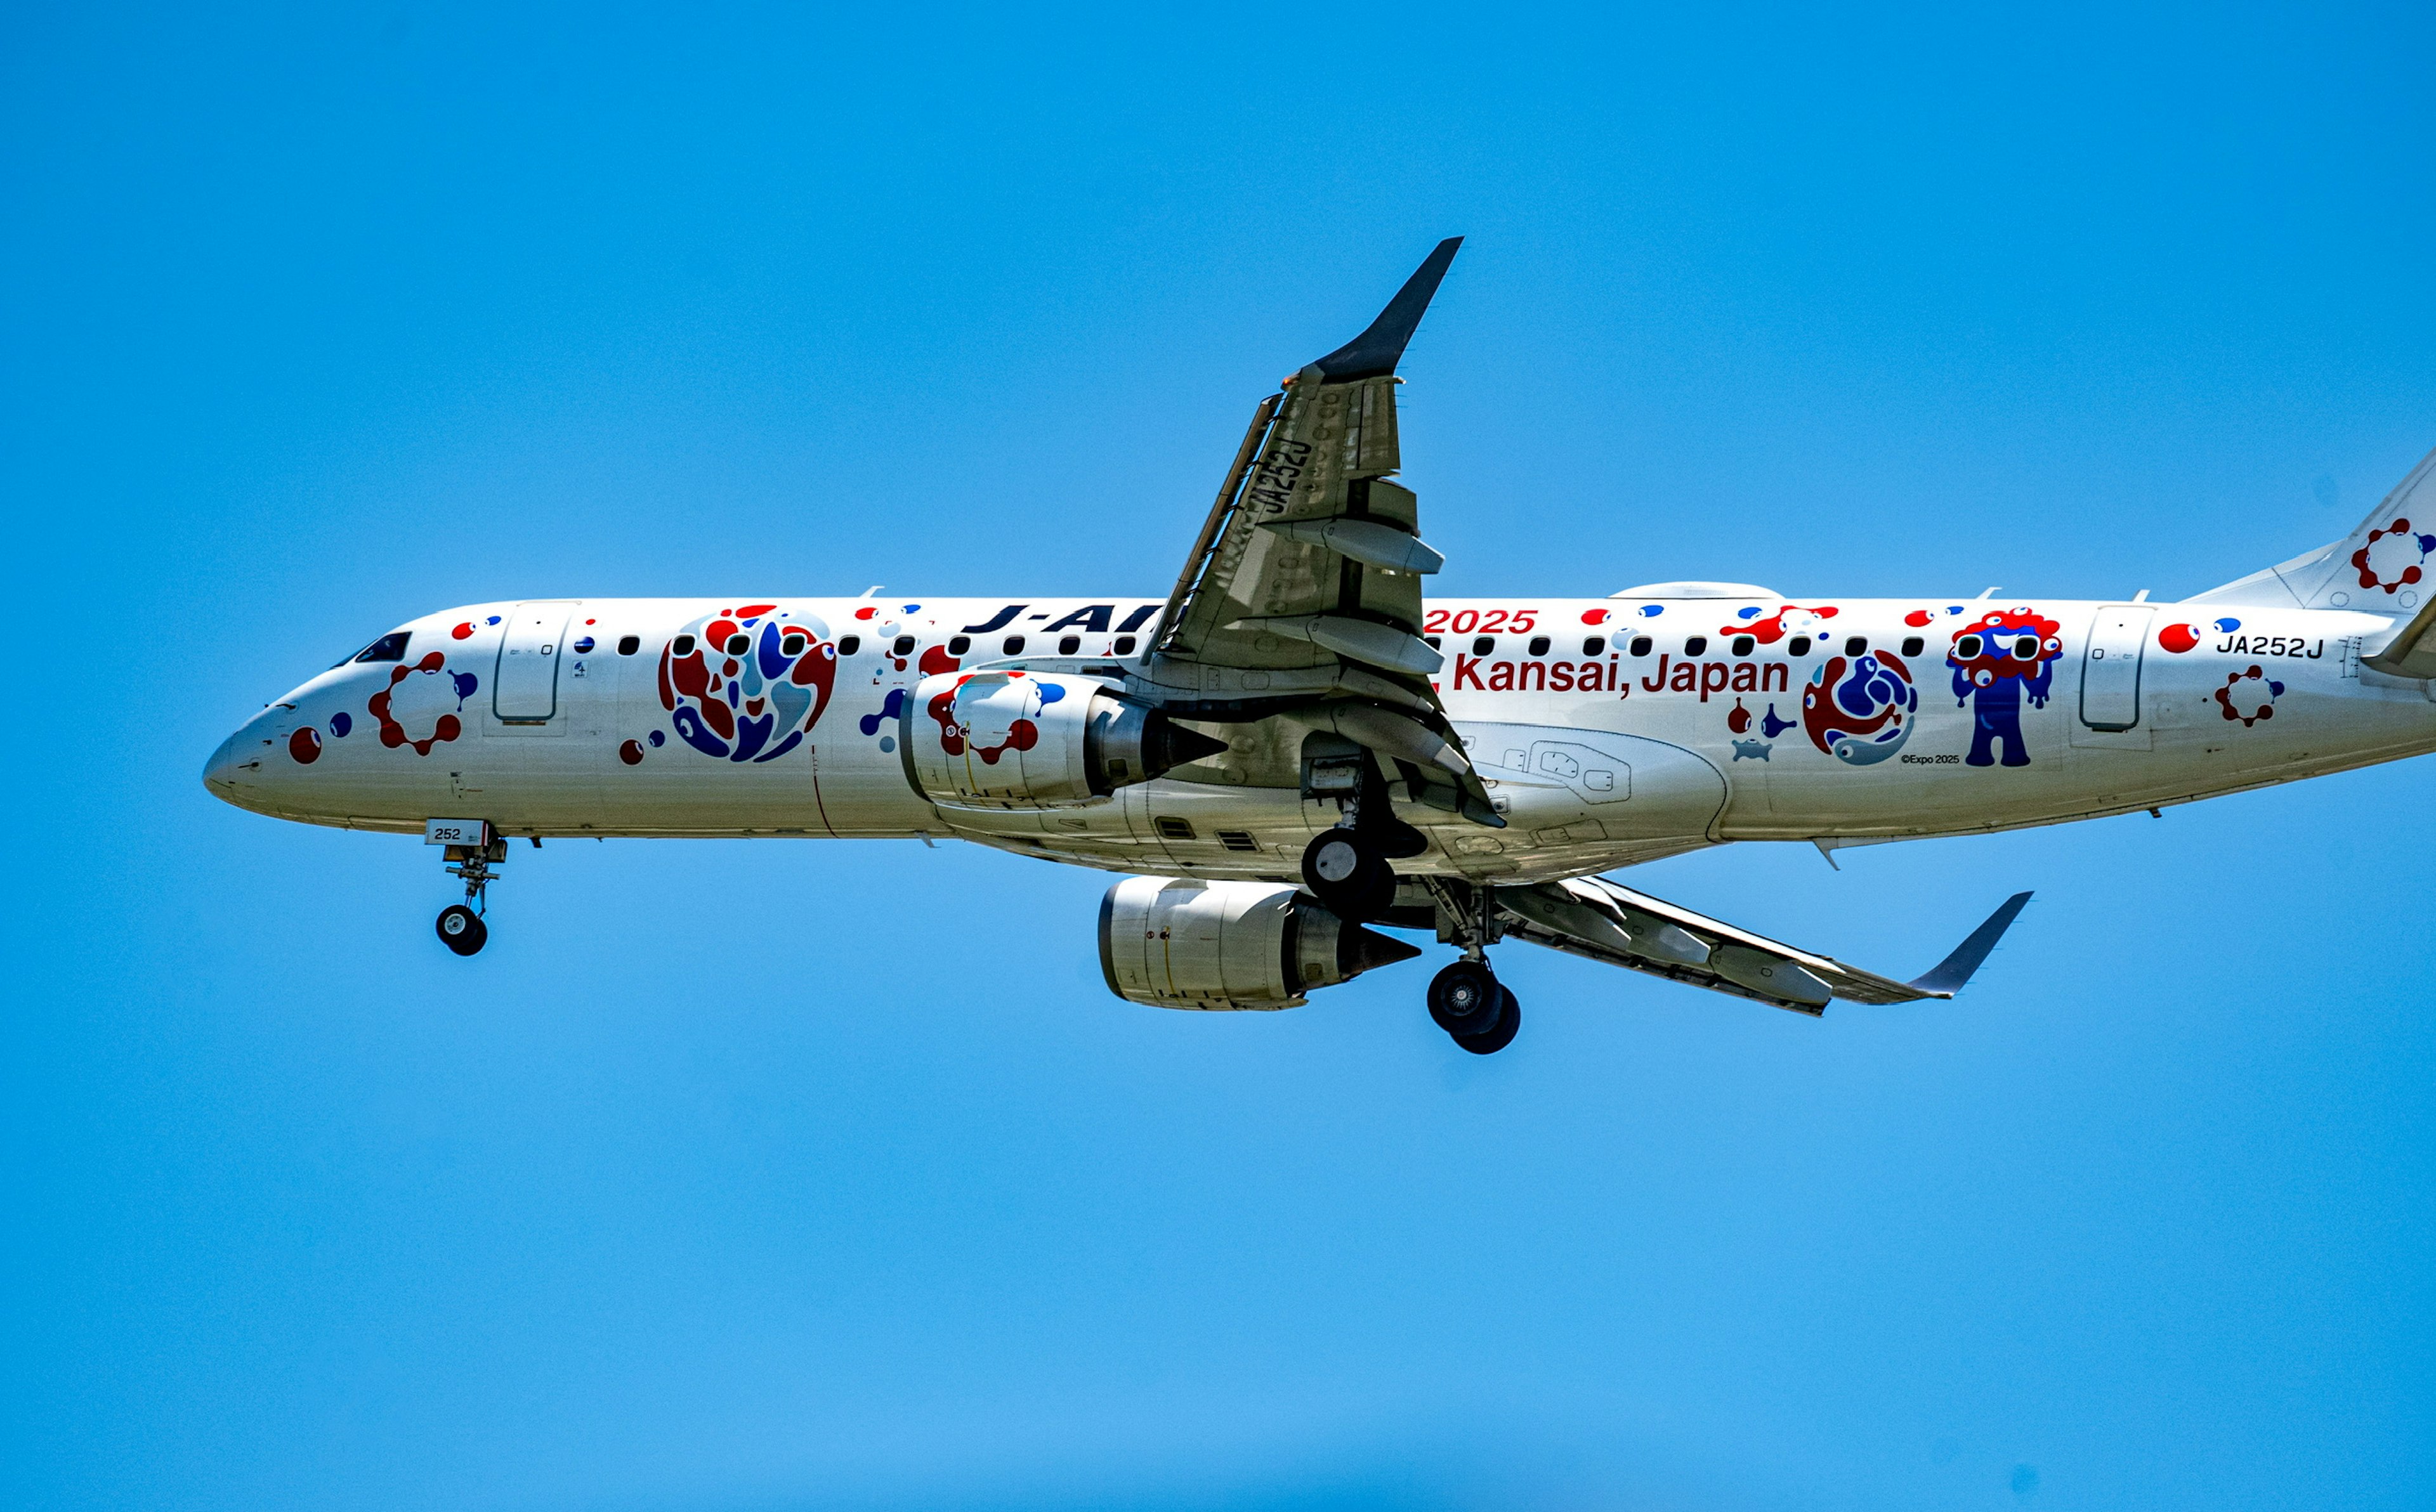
[1427,959,1504,1036]
[436,904,488,956]
[1302,829,1398,922]
[1452,987,1521,1055]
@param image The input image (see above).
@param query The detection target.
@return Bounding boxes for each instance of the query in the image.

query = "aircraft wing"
[1141,238,1499,824]
[1489,876,2033,1015]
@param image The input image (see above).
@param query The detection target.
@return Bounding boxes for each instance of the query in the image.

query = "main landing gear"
[1426,957,1520,1055]
[1417,878,1521,1055]
[1297,743,1426,925]
[1301,828,1399,923]
[1294,742,1521,1054]
[434,833,508,957]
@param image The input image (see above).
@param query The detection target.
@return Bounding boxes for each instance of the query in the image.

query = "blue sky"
[8,3,2435,1508]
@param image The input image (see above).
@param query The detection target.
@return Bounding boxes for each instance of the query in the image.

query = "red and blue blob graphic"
[2216,665,2284,725]
[1800,651,1917,765]
[2160,616,2241,653]
[658,604,837,762]
[926,672,1064,763]
[369,651,478,755]
[1728,603,1839,644]
[289,726,322,764]
[2352,518,2436,595]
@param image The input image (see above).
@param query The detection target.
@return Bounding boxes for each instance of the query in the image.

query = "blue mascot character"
[1947,609,2064,768]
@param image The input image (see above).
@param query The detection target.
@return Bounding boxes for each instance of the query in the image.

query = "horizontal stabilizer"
[1908,891,2033,996]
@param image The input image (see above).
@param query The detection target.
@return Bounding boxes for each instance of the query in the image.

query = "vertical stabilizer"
[2191,445,2436,609]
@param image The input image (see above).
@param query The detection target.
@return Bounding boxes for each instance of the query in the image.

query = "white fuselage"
[204,592,2436,883]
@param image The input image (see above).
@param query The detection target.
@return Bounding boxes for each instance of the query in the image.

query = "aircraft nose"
[202,727,264,802]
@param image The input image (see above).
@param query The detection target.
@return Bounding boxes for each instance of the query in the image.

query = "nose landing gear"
[435,834,506,956]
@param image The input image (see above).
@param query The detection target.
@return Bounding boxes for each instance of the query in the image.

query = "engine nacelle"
[903,672,1225,809]
[1097,876,1421,1010]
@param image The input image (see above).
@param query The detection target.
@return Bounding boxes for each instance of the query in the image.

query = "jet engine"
[903,671,1226,809]
[1097,875,1422,1010]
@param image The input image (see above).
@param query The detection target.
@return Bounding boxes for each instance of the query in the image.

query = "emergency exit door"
[2079,606,2154,731]
[494,601,575,721]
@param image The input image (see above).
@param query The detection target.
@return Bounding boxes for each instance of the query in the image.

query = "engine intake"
[904,672,1226,809]
[1097,876,1421,1010]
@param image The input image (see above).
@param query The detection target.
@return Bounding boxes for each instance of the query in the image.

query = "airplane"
[203,238,2436,1053]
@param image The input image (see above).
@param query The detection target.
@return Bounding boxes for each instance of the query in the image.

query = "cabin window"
[672,634,697,656]
[1113,635,1136,655]
[781,634,808,656]
[891,635,915,656]
[1583,635,1605,656]
[948,635,971,655]
[724,633,751,656]
[2013,635,2040,660]
[1901,635,1923,657]
[1628,635,1652,657]
[1528,635,1550,656]
[1472,635,1495,656]
[837,635,860,656]
[1058,634,1080,655]
[1844,636,1868,655]
[347,631,412,665]
[1684,636,1708,656]
[1425,635,1441,649]
[1788,635,1811,656]
[1954,634,1983,659]
[1003,635,1025,654]
[617,635,640,656]
[1730,635,1755,656]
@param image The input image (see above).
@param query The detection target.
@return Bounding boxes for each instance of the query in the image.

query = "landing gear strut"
[435,835,506,956]
[1421,879,1521,1054]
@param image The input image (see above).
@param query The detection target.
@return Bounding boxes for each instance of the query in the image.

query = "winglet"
[1309,237,1464,381]
[1907,891,2033,996]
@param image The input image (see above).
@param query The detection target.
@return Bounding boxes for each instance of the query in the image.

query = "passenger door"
[494,601,576,722]
[2078,606,2154,731]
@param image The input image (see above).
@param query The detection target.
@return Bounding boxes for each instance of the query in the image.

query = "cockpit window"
[338,630,412,667]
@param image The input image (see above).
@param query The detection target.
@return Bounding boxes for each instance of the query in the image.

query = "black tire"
[436,904,488,956]
[1453,987,1521,1055]
[1300,830,1397,922]
[1427,960,1504,1035]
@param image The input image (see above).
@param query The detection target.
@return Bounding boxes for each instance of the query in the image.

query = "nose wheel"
[436,904,488,956]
